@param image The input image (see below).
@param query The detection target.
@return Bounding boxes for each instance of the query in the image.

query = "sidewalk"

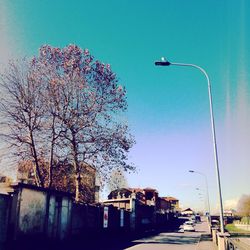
[196,232,217,250]
[196,240,217,250]
[196,218,217,250]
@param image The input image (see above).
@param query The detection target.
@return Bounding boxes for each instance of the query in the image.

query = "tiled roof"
[182,208,193,212]
[162,196,179,201]
[128,188,144,193]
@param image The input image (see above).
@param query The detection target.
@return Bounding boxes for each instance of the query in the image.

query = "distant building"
[104,187,180,214]
[104,188,134,211]
[0,175,14,194]
[103,187,160,230]
[181,208,194,216]
[158,197,171,214]
[16,160,100,204]
[224,209,236,217]
[161,196,180,212]
[104,187,159,211]
[52,161,98,204]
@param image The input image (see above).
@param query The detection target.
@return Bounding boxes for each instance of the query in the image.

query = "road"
[123,219,211,250]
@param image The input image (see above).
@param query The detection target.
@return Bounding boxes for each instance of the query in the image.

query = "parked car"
[211,219,219,229]
[183,224,195,232]
[178,225,184,233]
[190,219,196,224]
[185,220,195,226]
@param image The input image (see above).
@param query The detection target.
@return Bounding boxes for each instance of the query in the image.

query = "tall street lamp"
[197,190,206,213]
[189,170,211,226]
[155,58,224,233]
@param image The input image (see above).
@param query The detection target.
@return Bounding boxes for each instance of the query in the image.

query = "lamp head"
[155,57,171,66]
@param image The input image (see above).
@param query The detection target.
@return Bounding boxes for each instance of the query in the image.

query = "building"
[223,209,236,217]
[104,187,159,230]
[161,196,180,212]
[158,197,171,214]
[52,161,98,204]
[104,188,135,211]
[181,208,194,216]
[0,175,13,195]
[104,187,159,211]
[17,160,99,204]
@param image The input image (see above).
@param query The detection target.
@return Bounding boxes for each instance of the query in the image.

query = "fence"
[234,222,250,232]
[212,227,250,250]
[71,202,131,237]
[0,184,175,247]
[0,194,11,244]
[227,237,250,250]
[71,202,162,238]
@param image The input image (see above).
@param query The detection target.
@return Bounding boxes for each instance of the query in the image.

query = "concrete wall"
[0,194,10,243]
[234,222,250,231]
[71,203,132,236]
[18,188,47,235]
[60,197,72,239]
[2,183,175,245]
[14,184,72,240]
[47,195,55,237]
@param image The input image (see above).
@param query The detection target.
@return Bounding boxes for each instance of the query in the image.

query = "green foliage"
[225,223,249,233]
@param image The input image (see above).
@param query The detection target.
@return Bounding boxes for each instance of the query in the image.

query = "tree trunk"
[72,131,81,202]
[75,173,81,202]
[30,132,43,187]
[48,116,56,188]
[48,142,54,188]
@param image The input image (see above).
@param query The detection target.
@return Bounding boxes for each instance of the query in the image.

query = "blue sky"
[0,0,250,212]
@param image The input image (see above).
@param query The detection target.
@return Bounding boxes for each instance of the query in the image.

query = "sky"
[0,0,250,213]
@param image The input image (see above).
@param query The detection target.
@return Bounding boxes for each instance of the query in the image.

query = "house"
[181,208,194,216]
[103,188,132,210]
[158,197,171,214]
[142,187,159,206]
[104,187,159,211]
[161,196,180,212]
[103,187,159,230]
[17,160,99,204]
[224,209,236,217]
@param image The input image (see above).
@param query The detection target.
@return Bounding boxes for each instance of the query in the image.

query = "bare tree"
[0,45,135,201]
[0,59,64,187]
[0,60,47,186]
[107,169,128,193]
[32,45,135,201]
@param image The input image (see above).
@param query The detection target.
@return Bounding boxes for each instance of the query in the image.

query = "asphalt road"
[123,219,210,250]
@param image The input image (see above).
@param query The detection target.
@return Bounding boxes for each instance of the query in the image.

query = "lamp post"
[155,58,224,233]
[190,170,211,226]
[197,191,206,213]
